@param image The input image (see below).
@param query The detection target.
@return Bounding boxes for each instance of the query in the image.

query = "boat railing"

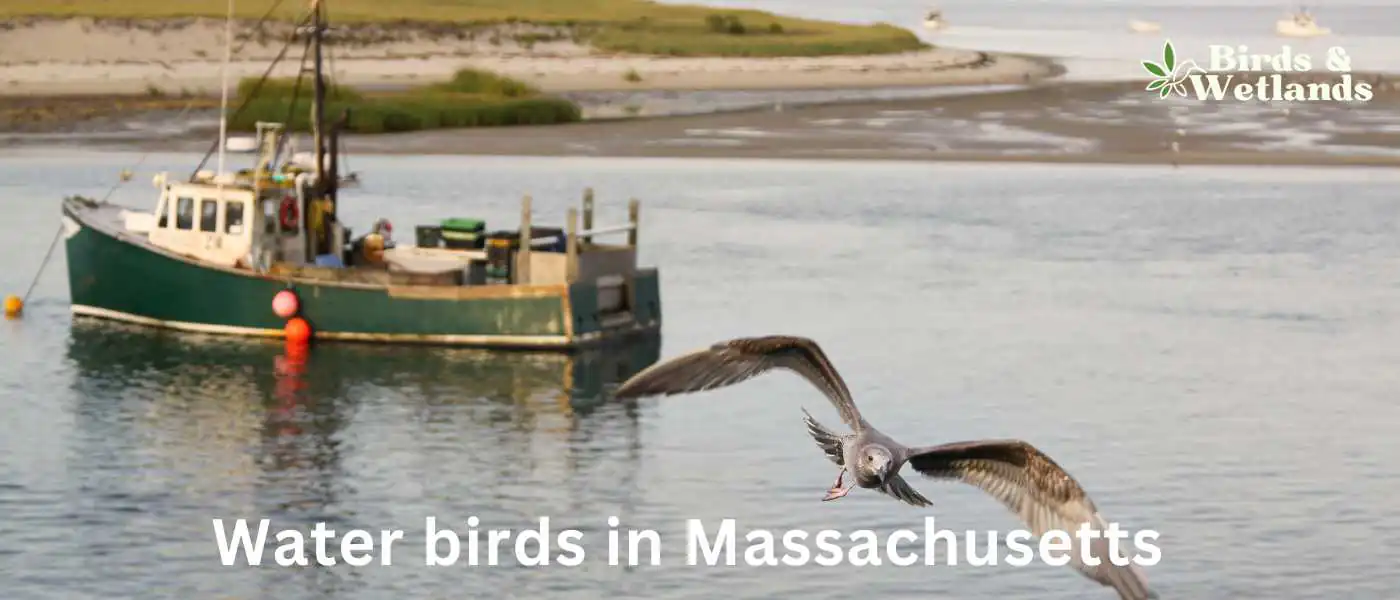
[515,190,642,286]
[554,222,636,245]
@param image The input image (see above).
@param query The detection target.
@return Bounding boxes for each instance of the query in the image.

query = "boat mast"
[303,0,333,259]
[216,0,235,178]
[310,0,327,186]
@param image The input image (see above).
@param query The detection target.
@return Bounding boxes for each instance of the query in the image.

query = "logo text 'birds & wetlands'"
[1142,40,1375,102]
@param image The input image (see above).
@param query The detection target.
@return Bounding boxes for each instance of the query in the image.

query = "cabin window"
[226,201,245,235]
[262,199,278,234]
[199,199,218,232]
[175,197,194,230]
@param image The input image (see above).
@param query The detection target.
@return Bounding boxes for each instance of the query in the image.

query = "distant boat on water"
[1128,19,1161,34]
[1276,8,1331,37]
[923,8,946,30]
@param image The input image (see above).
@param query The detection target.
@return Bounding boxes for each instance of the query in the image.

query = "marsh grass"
[228,69,581,134]
[237,77,363,102]
[429,69,539,97]
[3,0,928,57]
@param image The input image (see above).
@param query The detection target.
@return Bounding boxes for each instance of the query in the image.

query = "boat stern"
[567,268,662,346]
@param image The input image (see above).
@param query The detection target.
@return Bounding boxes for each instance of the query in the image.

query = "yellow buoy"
[3,295,21,318]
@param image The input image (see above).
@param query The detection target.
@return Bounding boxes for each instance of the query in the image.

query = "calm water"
[673,0,1400,76]
[3,151,1400,599]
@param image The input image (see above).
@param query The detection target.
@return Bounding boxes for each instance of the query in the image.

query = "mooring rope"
[20,225,63,306]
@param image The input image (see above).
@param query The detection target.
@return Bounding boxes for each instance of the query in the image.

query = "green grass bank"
[2,0,928,57]
[229,69,582,134]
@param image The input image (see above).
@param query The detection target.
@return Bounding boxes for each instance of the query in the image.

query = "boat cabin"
[128,121,346,272]
[142,177,309,270]
[138,165,327,272]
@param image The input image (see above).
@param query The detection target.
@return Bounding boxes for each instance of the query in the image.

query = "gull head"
[861,445,895,481]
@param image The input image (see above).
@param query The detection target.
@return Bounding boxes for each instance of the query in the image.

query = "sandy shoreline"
[9,81,1397,169]
[0,18,1060,96]
[3,18,1397,169]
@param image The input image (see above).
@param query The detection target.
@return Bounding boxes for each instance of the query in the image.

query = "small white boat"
[1128,19,1161,33]
[1276,9,1330,37]
[923,9,946,30]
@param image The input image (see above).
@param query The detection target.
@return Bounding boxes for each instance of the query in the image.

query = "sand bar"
[0,18,1060,96]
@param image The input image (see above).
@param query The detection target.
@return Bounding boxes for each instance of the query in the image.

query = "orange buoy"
[2,295,20,319]
[284,317,312,344]
[272,289,299,319]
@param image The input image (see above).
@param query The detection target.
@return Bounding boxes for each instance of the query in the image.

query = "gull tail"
[1081,512,1160,600]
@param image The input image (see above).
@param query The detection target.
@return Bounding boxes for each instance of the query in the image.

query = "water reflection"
[64,319,661,419]
[61,318,662,528]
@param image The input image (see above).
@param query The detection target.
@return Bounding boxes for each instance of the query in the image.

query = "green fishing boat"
[59,1,661,350]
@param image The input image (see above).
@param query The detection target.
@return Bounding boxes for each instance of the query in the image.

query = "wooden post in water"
[582,188,595,245]
[566,207,579,283]
[518,195,532,285]
[627,198,640,248]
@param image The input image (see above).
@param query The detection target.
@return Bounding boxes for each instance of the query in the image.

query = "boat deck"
[67,196,641,293]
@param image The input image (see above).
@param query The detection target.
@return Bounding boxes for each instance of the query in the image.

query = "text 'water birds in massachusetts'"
[611,335,1158,600]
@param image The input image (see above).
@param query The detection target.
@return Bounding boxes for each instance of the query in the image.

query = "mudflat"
[14,80,1395,169]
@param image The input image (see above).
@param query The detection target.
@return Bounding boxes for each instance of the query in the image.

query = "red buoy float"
[272,289,299,319]
[285,316,312,344]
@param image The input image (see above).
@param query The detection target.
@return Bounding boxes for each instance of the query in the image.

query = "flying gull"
[612,335,1158,600]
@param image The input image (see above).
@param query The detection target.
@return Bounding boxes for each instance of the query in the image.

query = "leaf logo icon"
[1142,40,1208,98]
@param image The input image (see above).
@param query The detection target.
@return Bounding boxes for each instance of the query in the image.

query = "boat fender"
[272,289,299,319]
[279,195,299,230]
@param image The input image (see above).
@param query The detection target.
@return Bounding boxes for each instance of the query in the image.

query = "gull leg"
[822,470,851,502]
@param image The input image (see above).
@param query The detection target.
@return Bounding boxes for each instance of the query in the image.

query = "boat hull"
[61,202,661,350]
[1128,20,1161,33]
[1276,20,1330,37]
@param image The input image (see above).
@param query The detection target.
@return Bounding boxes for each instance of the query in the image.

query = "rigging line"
[192,7,310,177]
[268,34,313,171]
[105,101,203,205]
[281,35,313,139]
[265,37,311,175]
[191,7,312,178]
[232,0,292,56]
[326,35,351,177]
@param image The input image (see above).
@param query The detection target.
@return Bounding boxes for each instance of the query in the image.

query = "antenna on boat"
[216,0,235,179]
